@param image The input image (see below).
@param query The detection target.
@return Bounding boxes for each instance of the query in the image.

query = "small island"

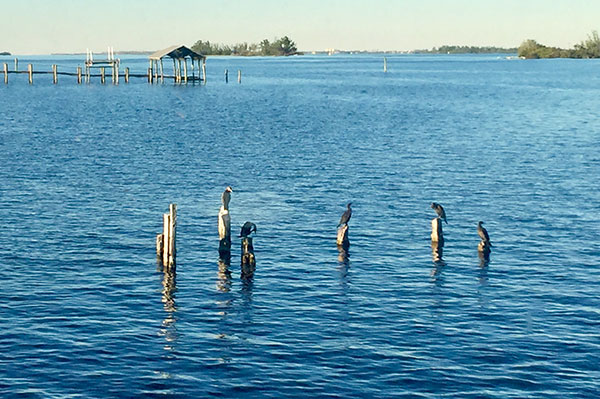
[518,31,600,59]
[191,36,299,56]
[0,51,11,56]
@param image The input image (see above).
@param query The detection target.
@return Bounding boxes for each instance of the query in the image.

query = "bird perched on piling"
[221,186,233,210]
[477,221,492,246]
[239,221,257,238]
[431,202,447,224]
[338,203,352,227]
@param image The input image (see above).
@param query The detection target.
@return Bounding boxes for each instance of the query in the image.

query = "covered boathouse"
[148,45,206,84]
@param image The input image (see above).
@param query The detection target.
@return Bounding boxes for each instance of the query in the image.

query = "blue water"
[1,53,599,398]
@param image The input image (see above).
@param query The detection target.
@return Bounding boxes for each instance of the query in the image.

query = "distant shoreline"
[0,51,11,56]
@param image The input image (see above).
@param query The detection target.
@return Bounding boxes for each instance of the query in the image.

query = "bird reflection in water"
[159,265,178,353]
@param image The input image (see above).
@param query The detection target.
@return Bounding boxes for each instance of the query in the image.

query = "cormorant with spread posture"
[221,186,233,210]
[431,202,447,224]
[239,221,257,238]
[338,203,352,227]
[477,221,492,246]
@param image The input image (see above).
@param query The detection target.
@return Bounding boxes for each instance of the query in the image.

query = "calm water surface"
[1,54,599,398]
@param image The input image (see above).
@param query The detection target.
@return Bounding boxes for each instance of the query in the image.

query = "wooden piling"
[218,206,231,255]
[3,63,7,84]
[225,69,228,83]
[162,213,170,266]
[14,58,18,72]
[147,67,152,83]
[337,224,349,247]
[241,237,256,277]
[159,59,164,83]
[478,240,491,254]
[431,217,444,246]
[431,240,443,262]
[52,65,58,84]
[202,59,206,83]
[101,67,105,84]
[237,70,241,84]
[383,56,387,73]
[172,59,177,83]
[156,233,164,258]
[77,66,82,84]
[183,58,188,84]
[125,67,129,83]
[28,64,33,84]
[168,204,177,267]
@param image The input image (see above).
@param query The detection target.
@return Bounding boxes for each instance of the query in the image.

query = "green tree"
[274,36,297,56]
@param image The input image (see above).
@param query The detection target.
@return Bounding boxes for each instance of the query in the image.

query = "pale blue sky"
[1,0,598,54]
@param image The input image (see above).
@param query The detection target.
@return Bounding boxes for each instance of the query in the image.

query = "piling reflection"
[159,265,178,352]
[430,241,446,285]
[217,258,232,293]
[431,240,445,265]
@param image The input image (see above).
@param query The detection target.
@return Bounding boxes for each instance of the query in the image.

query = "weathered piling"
[114,64,119,84]
[225,69,228,83]
[478,240,491,257]
[100,67,105,84]
[168,204,176,266]
[14,58,18,72]
[77,67,82,84]
[157,204,177,268]
[156,233,164,259]
[28,64,33,84]
[3,63,7,84]
[202,60,206,83]
[125,67,129,83]
[148,67,152,83]
[52,65,58,84]
[337,224,349,247]
[183,58,188,84]
[478,245,490,266]
[431,240,443,263]
[431,217,444,246]
[237,70,242,84]
[383,56,387,73]
[218,206,232,255]
[241,236,256,278]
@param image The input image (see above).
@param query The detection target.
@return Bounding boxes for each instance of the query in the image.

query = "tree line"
[415,45,517,54]
[518,31,600,59]
[191,36,299,56]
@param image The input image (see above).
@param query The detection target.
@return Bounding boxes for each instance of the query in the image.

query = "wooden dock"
[2,61,204,85]
[2,45,207,86]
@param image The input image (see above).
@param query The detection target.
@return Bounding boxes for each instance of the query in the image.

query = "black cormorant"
[338,203,352,227]
[239,221,257,238]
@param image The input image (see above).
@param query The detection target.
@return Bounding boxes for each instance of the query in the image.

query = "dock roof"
[149,45,205,60]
